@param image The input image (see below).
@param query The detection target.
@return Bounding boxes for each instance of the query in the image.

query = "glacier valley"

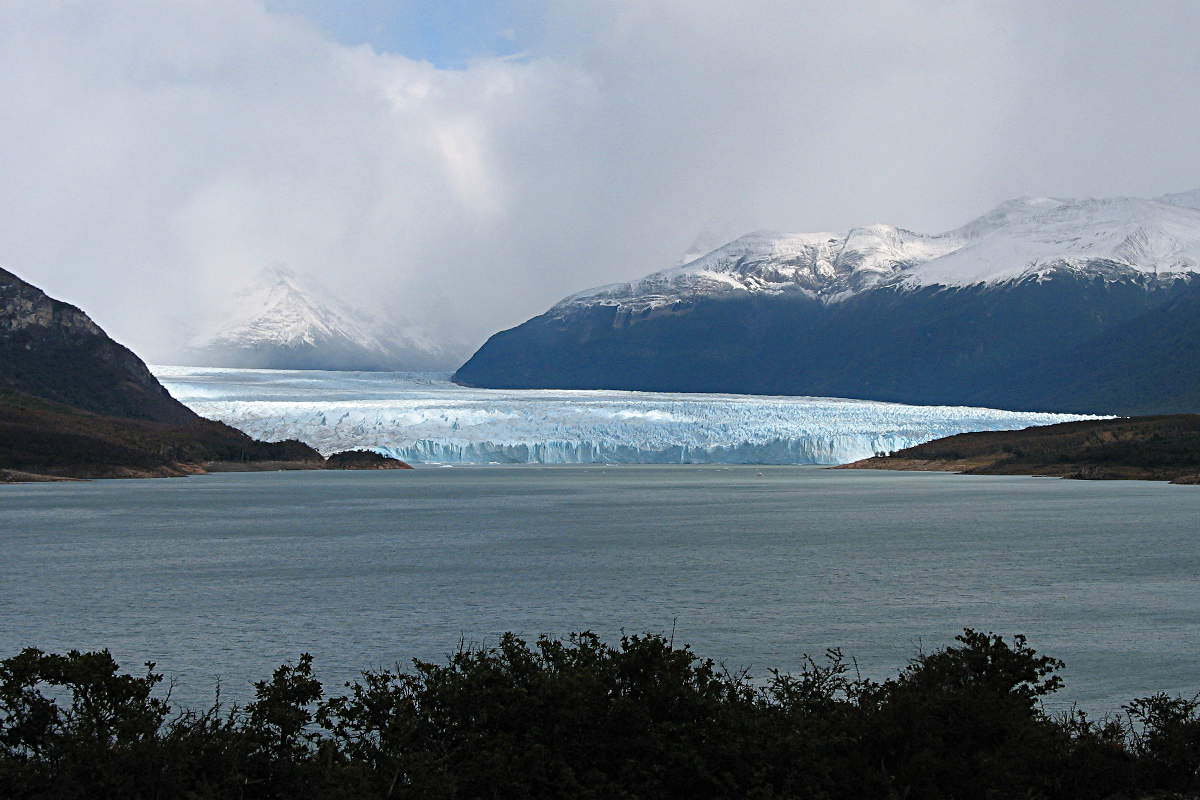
[153,366,1097,466]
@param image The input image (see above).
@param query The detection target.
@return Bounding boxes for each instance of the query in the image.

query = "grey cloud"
[1,0,1197,362]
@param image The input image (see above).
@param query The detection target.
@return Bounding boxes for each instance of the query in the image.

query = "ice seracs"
[153,367,1097,466]
[1159,188,1200,211]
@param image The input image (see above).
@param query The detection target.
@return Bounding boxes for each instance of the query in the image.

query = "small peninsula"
[839,414,1200,484]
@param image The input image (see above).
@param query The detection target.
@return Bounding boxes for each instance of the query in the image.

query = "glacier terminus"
[154,367,1096,466]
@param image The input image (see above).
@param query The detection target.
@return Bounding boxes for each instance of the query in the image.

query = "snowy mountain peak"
[191,266,389,354]
[555,190,1200,314]
[180,266,459,371]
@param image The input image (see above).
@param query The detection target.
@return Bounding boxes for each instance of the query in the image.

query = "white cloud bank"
[1,0,1198,362]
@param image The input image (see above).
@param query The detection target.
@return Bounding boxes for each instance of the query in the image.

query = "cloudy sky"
[2,0,1199,362]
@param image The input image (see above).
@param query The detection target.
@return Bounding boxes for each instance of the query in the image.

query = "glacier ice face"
[154,366,1099,466]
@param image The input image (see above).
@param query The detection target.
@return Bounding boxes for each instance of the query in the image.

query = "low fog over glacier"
[154,367,1095,465]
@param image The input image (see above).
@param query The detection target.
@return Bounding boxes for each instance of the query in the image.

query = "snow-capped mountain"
[455,189,1200,415]
[556,192,1200,314]
[182,267,455,371]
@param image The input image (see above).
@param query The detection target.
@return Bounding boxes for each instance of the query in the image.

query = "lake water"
[1,465,1198,716]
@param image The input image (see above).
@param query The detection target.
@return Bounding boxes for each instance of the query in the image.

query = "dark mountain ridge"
[456,270,1199,414]
[455,191,1200,414]
[0,267,412,480]
[0,267,196,423]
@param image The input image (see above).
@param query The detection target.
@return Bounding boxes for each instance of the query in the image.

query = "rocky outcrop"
[0,267,197,423]
[325,450,414,469]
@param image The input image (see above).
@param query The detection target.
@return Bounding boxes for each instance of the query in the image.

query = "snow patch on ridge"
[554,190,1200,315]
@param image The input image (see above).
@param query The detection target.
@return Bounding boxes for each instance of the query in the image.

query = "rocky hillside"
[1,267,198,423]
[0,390,323,480]
[839,415,1200,484]
[0,267,408,480]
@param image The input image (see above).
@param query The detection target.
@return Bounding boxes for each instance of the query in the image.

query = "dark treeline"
[2,630,1199,799]
[0,390,322,479]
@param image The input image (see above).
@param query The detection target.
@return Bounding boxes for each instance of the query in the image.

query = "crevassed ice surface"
[153,366,1097,465]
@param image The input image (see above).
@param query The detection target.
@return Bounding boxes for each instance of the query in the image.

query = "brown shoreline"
[835,414,1200,485]
[834,457,1200,483]
[1,454,413,484]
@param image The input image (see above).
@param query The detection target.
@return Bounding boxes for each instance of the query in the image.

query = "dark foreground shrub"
[1,630,1197,799]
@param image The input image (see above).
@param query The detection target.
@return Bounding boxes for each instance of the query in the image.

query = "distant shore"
[1,452,412,484]
[837,414,1200,485]
[837,457,1200,484]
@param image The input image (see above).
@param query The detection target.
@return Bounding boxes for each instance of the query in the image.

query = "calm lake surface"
[2,466,1198,714]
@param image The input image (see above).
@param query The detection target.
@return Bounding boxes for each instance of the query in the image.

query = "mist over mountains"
[179,267,464,371]
[6,1,1200,365]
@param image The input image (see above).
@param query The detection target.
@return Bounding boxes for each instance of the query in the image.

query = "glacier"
[153,366,1098,466]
